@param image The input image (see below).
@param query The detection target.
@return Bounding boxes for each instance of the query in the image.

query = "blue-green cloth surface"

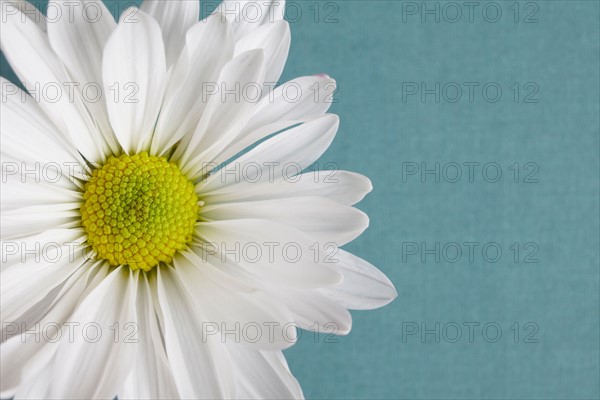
[2,1,599,399]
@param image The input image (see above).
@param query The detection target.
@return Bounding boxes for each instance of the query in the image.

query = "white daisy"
[0,0,397,398]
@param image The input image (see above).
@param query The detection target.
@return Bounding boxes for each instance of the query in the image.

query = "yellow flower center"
[80,152,199,272]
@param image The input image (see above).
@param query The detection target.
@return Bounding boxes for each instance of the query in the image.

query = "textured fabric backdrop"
[2,1,599,399]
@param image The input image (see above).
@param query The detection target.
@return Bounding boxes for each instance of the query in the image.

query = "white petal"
[320,250,398,310]
[1,169,81,212]
[228,345,304,399]
[199,114,339,193]
[201,196,369,245]
[102,8,166,154]
[184,244,263,293]
[48,0,116,82]
[120,274,179,400]
[0,263,106,397]
[248,76,336,131]
[0,12,107,162]
[2,342,55,399]
[1,228,84,271]
[49,267,138,399]
[140,0,199,66]
[213,0,286,38]
[1,328,57,398]
[151,15,235,155]
[155,266,235,399]
[174,49,266,176]
[1,148,83,212]
[202,170,373,206]
[234,20,290,85]
[47,0,120,154]
[213,75,337,165]
[3,0,46,31]
[1,203,81,240]
[172,250,297,350]
[0,233,87,326]
[195,219,342,288]
[271,288,352,334]
[13,366,53,399]
[0,77,86,173]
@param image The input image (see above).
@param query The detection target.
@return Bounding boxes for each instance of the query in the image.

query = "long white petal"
[49,267,138,399]
[1,263,107,398]
[140,0,199,66]
[0,77,86,174]
[151,14,235,155]
[102,8,166,154]
[174,49,266,175]
[0,10,108,162]
[195,219,342,288]
[234,20,290,85]
[3,0,46,31]
[119,274,179,399]
[198,114,339,193]
[213,75,337,165]
[201,196,369,245]
[47,0,120,154]
[173,250,297,350]
[1,228,83,272]
[155,266,235,399]
[320,250,398,310]
[228,345,304,399]
[271,288,353,334]
[213,0,286,38]
[0,174,81,213]
[0,232,86,329]
[202,170,372,206]
[1,203,81,240]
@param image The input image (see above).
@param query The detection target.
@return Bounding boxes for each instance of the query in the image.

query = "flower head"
[0,0,397,398]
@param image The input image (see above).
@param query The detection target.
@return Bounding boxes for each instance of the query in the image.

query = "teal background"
[2,1,599,399]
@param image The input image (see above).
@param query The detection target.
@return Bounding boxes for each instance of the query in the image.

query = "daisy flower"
[0,0,397,398]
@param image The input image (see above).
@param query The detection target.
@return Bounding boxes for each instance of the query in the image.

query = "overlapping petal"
[0,8,109,162]
[0,0,397,399]
[213,0,286,38]
[1,263,108,398]
[47,0,120,154]
[49,267,138,399]
[140,0,199,66]
[151,14,235,155]
[102,8,166,154]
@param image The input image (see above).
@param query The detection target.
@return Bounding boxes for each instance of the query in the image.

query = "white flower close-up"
[0,0,397,398]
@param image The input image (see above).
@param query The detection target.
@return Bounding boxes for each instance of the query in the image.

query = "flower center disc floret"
[81,152,199,272]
